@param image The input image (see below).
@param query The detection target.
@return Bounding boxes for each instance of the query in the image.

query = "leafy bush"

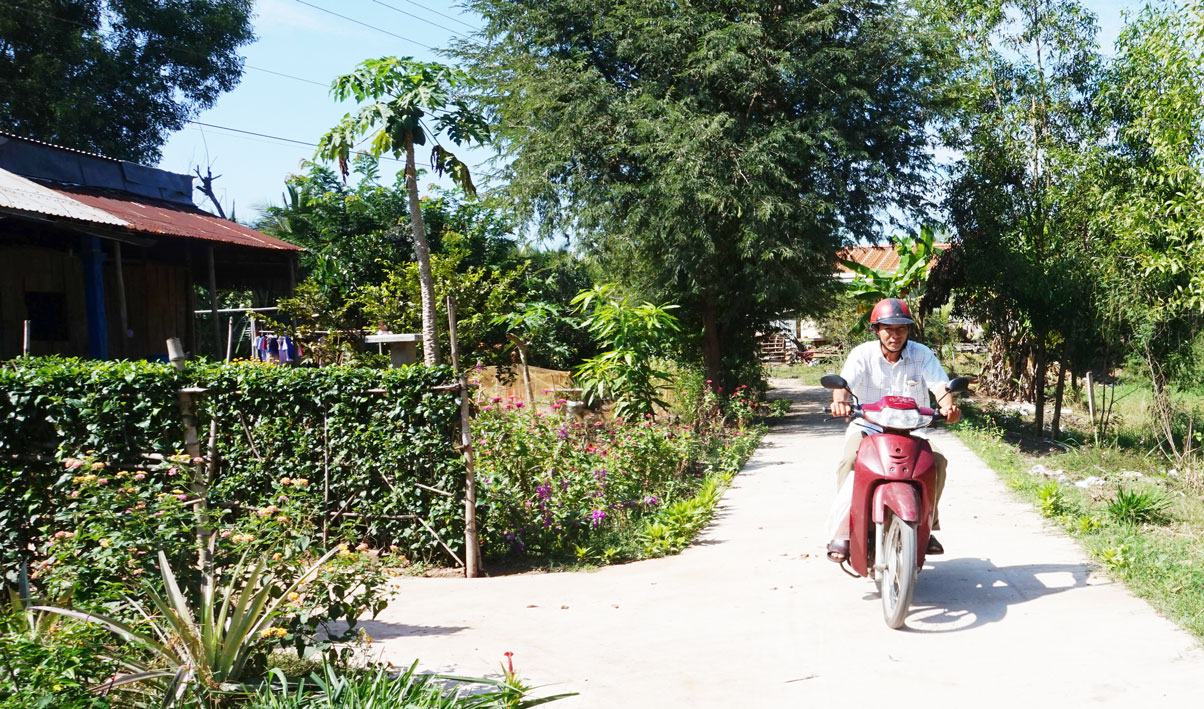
[0,357,464,586]
[472,386,763,560]
[571,284,680,419]
[1106,487,1172,526]
[246,656,573,708]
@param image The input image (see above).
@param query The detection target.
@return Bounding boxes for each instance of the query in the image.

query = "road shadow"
[892,558,1098,632]
[350,619,470,640]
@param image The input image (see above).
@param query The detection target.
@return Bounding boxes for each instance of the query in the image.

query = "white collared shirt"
[838,339,950,438]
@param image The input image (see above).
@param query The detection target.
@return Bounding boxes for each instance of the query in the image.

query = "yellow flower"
[272,552,283,561]
[287,592,301,602]
[98,538,110,548]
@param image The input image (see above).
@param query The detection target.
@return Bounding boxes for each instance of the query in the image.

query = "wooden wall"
[104,257,192,361]
[0,242,192,361]
[0,245,89,359]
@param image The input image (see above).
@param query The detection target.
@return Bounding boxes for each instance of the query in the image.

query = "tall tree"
[923,0,1103,436]
[456,0,946,386]
[317,57,489,366]
[0,0,254,163]
[1093,1,1204,464]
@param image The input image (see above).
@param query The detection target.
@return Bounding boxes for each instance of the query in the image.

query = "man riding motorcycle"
[827,297,961,563]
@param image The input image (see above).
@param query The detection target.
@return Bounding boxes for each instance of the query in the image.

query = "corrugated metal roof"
[0,166,129,227]
[48,183,303,252]
[836,244,949,278]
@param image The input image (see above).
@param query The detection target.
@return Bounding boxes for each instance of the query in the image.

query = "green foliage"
[0,1,254,163]
[471,386,761,561]
[457,0,946,387]
[256,158,415,301]
[1106,487,1172,527]
[356,250,526,368]
[316,55,492,366]
[0,566,117,708]
[247,658,574,709]
[0,358,464,587]
[1036,481,1071,518]
[317,57,488,188]
[571,285,680,419]
[33,547,346,705]
[843,225,942,332]
[926,0,1105,419]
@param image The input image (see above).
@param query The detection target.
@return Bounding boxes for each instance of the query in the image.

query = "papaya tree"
[317,57,489,365]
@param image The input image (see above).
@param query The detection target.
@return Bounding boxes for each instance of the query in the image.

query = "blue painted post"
[81,235,109,359]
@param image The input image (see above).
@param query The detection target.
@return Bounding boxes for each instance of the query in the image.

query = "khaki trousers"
[834,431,946,530]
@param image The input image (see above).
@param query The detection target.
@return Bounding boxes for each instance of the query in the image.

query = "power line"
[186,120,404,164]
[395,0,480,31]
[245,64,329,88]
[8,2,333,91]
[293,0,435,50]
[369,0,468,37]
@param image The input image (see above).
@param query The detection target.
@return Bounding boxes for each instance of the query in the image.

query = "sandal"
[826,539,850,563]
[926,535,944,555]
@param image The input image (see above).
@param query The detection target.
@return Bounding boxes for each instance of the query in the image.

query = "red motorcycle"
[821,374,969,628]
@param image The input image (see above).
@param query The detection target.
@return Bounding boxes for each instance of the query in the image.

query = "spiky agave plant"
[34,546,341,706]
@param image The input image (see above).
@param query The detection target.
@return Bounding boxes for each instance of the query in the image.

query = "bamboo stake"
[448,295,482,577]
[225,316,234,362]
[323,413,330,546]
[167,338,214,598]
[22,320,30,356]
[1086,371,1097,445]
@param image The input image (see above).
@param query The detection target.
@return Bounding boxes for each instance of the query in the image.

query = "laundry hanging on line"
[251,334,302,364]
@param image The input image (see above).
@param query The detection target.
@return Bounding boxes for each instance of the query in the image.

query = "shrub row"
[0,357,465,584]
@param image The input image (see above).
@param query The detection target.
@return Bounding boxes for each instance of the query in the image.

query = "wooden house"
[0,133,302,361]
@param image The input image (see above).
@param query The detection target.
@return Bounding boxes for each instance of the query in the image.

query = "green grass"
[955,405,1204,642]
[766,363,829,386]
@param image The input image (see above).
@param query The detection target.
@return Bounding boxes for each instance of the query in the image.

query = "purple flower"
[588,509,606,527]
[537,484,552,499]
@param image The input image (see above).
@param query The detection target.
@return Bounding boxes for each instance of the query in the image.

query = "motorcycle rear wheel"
[880,514,917,629]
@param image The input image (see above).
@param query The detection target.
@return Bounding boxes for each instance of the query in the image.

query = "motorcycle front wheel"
[880,514,917,629]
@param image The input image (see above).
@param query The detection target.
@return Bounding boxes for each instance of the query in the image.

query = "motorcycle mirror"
[820,374,848,390]
[947,376,970,394]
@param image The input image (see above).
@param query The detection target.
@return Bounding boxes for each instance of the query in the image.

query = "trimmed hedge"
[0,357,464,582]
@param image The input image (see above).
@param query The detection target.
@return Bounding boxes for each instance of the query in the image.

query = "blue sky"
[157,0,1139,223]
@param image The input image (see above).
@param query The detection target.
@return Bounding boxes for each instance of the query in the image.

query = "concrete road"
[366,381,1204,707]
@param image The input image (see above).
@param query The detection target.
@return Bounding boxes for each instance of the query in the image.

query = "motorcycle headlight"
[864,407,933,430]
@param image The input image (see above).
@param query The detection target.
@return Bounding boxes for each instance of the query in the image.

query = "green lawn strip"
[955,414,1204,642]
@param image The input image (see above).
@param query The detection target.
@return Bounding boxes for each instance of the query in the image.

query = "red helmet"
[870,298,914,327]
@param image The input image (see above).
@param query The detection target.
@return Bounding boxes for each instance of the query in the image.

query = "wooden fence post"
[447,296,483,578]
[167,337,215,589]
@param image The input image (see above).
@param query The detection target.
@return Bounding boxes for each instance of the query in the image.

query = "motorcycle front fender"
[873,481,921,524]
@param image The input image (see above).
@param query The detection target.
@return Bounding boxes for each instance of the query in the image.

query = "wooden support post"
[114,241,129,340]
[1086,371,1097,445]
[168,338,214,593]
[448,295,482,578]
[207,246,221,359]
[225,316,235,362]
[22,320,30,356]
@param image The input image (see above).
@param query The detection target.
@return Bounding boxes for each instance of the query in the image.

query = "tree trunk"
[1051,358,1067,440]
[404,132,441,365]
[701,300,723,388]
[1033,333,1047,437]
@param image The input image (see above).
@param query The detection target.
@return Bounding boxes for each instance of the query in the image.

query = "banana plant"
[840,225,941,333]
[33,546,341,706]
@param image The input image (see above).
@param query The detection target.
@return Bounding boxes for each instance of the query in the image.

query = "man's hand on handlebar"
[830,400,853,418]
[941,404,962,424]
